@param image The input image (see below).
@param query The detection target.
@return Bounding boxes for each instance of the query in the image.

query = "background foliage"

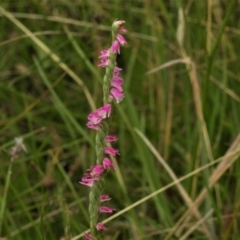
[1,0,240,239]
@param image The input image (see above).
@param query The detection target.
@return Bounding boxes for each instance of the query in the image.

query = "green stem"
[203,0,236,103]
[103,52,116,104]
[0,159,13,236]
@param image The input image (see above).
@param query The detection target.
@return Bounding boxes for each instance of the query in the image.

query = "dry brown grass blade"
[173,133,240,237]
[163,71,174,161]
[165,6,225,238]
[209,133,240,185]
[0,12,157,42]
[147,54,214,240]
[134,129,213,239]
[145,55,214,240]
[145,56,214,239]
[210,76,240,103]
[179,209,214,240]
[177,5,214,164]
[187,59,214,162]
[146,58,190,75]
[71,156,225,240]
[0,6,95,110]
[206,0,213,54]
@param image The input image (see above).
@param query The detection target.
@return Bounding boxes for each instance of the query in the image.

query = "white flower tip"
[113,20,126,31]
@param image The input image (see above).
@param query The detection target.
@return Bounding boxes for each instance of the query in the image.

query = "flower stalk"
[80,20,127,240]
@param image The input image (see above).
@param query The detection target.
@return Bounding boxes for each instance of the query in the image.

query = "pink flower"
[79,180,94,187]
[105,135,118,142]
[98,49,110,67]
[96,222,107,231]
[79,173,99,187]
[110,40,120,54]
[100,194,111,202]
[112,75,124,81]
[88,165,102,172]
[88,165,104,177]
[116,34,127,45]
[83,233,93,240]
[86,123,99,130]
[113,67,122,75]
[110,88,124,103]
[81,173,93,180]
[103,158,115,170]
[79,178,94,187]
[98,57,109,67]
[87,112,102,124]
[119,26,127,33]
[99,206,116,214]
[111,78,124,91]
[99,49,110,59]
[105,147,120,156]
[114,19,127,33]
[98,104,111,118]
[87,112,102,130]
[86,104,112,130]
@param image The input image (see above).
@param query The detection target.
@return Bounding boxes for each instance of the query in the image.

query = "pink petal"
[83,233,93,240]
[100,194,111,202]
[86,105,111,129]
[119,26,127,33]
[105,147,120,156]
[88,164,103,171]
[99,206,116,214]
[80,174,99,187]
[81,173,93,179]
[96,222,107,231]
[99,49,110,59]
[98,104,111,118]
[116,34,127,45]
[98,58,109,67]
[87,112,102,124]
[111,78,124,91]
[90,165,104,177]
[113,67,122,75]
[112,75,124,81]
[105,135,118,142]
[86,123,100,130]
[110,40,120,54]
[79,180,94,187]
[110,88,124,103]
[103,158,115,170]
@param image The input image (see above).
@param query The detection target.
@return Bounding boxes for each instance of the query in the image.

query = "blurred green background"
[1,0,240,239]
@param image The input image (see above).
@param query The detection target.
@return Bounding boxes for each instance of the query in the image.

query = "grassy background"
[1,0,240,239]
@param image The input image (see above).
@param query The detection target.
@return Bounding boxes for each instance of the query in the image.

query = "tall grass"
[0,1,240,239]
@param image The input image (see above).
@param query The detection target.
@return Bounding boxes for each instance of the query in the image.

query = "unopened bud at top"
[112,20,126,34]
